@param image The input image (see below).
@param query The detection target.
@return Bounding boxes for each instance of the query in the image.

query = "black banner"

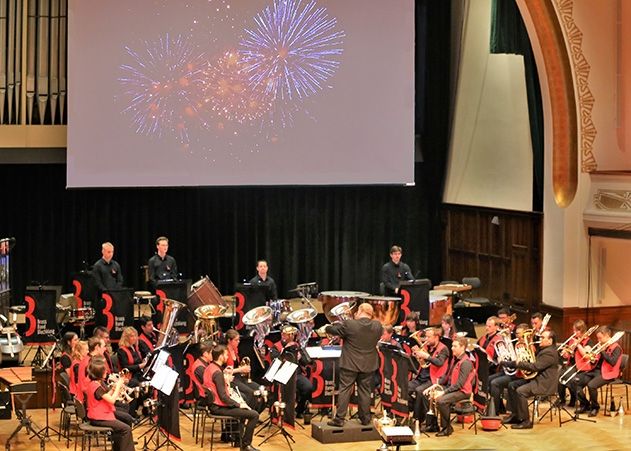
[71,271,99,310]
[94,288,134,342]
[23,285,60,343]
[307,357,338,409]
[377,345,410,418]
[399,279,431,326]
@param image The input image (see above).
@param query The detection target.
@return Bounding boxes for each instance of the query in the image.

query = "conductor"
[324,303,383,427]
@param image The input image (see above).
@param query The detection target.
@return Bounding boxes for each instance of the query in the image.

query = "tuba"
[193,304,226,343]
[494,328,518,376]
[287,307,317,348]
[155,298,186,349]
[243,306,273,365]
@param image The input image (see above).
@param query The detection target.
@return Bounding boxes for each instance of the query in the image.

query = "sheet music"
[274,361,298,385]
[264,358,283,382]
[150,365,178,395]
[306,346,342,359]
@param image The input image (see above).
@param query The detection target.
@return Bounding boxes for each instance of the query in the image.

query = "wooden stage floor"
[1,387,629,451]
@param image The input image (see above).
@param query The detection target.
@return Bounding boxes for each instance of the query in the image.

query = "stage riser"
[311,421,380,444]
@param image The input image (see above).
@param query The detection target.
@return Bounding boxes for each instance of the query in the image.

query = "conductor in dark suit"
[502,329,559,429]
[325,303,383,427]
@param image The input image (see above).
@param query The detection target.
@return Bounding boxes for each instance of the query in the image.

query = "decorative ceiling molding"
[553,0,598,172]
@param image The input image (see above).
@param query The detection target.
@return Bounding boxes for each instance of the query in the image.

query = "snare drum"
[361,295,401,326]
[318,291,368,323]
[188,276,225,311]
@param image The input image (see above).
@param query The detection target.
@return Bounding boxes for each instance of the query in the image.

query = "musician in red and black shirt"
[412,327,450,431]
[59,331,79,371]
[117,327,147,382]
[137,316,157,358]
[94,326,118,373]
[191,341,214,405]
[575,326,623,416]
[207,345,260,451]
[85,356,135,451]
[68,341,89,402]
[433,336,476,437]
[476,316,502,374]
[225,329,263,411]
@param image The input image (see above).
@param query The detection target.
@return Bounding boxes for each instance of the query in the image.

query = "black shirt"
[148,254,178,284]
[380,261,413,296]
[248,274,278,300]
[92,258,124,291]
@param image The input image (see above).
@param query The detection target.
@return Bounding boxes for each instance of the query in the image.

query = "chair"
[461,277,492,306]
[601,354,629,416]
[73,399,113,451]
[451,397,479,435]
[530,393,563,427]
[198,388,241,450]
[57,378,78,447]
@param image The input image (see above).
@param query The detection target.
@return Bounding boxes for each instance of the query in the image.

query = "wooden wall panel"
[443,204,542,312]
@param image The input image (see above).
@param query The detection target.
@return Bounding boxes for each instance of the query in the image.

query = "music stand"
[138,363,182,451]
[306,345,341,418]
[258,359,298,451]
[5,381,45,450]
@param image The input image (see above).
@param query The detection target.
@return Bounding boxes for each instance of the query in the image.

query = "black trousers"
[233,377,265,412]
[489,372,516,413]
[296,373,313,414]
[210,406,259,447]
[575,370,607,408]
[408,379,432,421]
[436,391,468,430]
[90,418,135,451]
[504,378,529,415]
[335,368,373,422]
[507,379,548,422]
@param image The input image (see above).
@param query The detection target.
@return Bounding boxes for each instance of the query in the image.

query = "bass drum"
[318,291,369,323]
[188,276,225,311]
[360,295,400,326]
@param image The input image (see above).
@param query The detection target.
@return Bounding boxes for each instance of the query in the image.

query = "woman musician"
[68,340,89,402]
[557,319,593,407]
[59,331,79,371]
[572,326,624,416]
[117,327,148,417]
[225,329,265,412]
[85,356,135,451]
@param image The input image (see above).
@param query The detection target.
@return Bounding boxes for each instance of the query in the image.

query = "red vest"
[68,360,81,401]
[77,355,91,402]
[478,333,501,361]
[574,336,598,372]
[450,355,475,395]
[139,333,155,353]
[601,343,622,380]
[429,341,449,384]
[206,363,230,407]
[119,345,141,367]
[226,348,239,367]
[86,380,115,421]
[191,358,209,398]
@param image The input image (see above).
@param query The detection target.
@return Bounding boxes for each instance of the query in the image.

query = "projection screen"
[67,0,415,187]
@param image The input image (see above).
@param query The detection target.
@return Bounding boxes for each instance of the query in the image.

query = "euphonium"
[424,384,445,419]
[514,329,537,379]
[494,328,517,376]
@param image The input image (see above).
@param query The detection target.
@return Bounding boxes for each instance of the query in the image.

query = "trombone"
[559,331,625,385]
[557,325,599,355]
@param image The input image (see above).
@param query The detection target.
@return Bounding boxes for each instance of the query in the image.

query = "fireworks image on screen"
[239,0,345,104]
[118,33,207,143]
[202,50,273,124]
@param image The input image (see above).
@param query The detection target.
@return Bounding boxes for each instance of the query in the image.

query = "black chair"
[73,399,113,451]
[450,396,479,435]
[530,393,563,427]
[461,277,492,306]
[199,388,241,450]
[57,378,78,447]
[601,354,629,416]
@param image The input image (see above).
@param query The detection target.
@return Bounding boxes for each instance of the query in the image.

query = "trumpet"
[240,356,252,384]
[410,331,430,368]
[499,313,517,328]
[107,369,139,403]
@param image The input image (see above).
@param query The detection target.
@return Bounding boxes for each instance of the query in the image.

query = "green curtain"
[490,0,544,212]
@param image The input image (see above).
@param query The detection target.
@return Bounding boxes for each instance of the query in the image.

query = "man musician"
[380,245,414,296]
[206,345,260,451]
[249,259,278,301]
[191,341,214,405]
[572,325,623,417]
[148,236,178,287]
[410,327,450,432]
[502,329,558,429]
[137,316,158,358]
[270,324,314,418]
[476,316,503,375]
[325,303,383,427]
[426,336,476,437]
[93,242,124,291]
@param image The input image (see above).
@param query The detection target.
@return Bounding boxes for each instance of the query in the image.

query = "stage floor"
[1,387,630,451]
